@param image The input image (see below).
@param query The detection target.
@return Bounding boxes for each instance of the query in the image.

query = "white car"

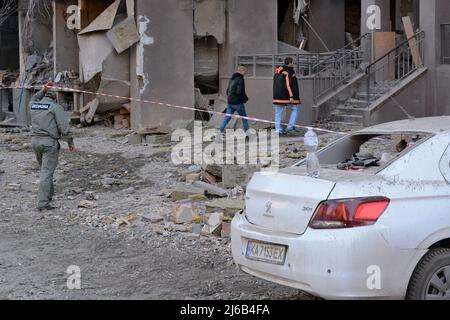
[231,117,450,300]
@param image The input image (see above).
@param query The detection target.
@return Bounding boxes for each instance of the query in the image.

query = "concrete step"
[344,98,369,108]
[330,112,364,124]
[354,91,382,101]
[336,106,366,116]
[326,121,364,132]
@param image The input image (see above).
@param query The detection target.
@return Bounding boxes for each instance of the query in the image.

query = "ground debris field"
[0,125,335,300]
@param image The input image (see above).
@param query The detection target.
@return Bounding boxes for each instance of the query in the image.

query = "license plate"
[245,241,287,265]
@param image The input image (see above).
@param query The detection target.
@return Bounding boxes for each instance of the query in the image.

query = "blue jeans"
[274,104,301,132]
[219,104,250,133]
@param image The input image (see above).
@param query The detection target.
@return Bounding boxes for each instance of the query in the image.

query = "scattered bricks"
[193,181,228,198]
[221,221,231,238]
[205,199,245,216]
[126,133,143,145]
[172,202,196,224]
[201,172,217,184]
[170,185,206,201]
[185,173,201,183]
[114,114,125,129]
[204,212,223,227]
[221,165,260,189]
[5,183,21,191]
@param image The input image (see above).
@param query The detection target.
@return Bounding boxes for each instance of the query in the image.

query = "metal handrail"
[312,33,371,103]
[364,31,425,107]
[311,33,371,71]
[365,31,425,73]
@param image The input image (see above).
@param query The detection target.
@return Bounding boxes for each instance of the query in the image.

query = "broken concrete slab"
[221,165,260,189]
[126,133,143,145]
[204,211,223,227]
[172,203,196,224]
[84,99,99,125]
[144,134,171,145]
[185,173,201,183]
[194,0,226,44]
[205,199,245,215]
[193,181,228,197]
[189,194,209,203]
[79,0,121,35]
[170,185,206,201]
[107,16,140,54]
[202,163,223,179]
[78,32,114,83]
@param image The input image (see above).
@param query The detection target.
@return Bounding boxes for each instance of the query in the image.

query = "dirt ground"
[0,125,340,300]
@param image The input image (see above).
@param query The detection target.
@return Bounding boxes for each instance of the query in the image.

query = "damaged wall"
[307,0,345,52]
[53,0,78,76]
[131,0,194,132]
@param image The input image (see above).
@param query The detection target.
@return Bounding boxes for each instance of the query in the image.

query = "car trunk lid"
[245,168,336,235]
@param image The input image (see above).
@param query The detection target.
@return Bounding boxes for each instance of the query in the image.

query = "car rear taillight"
[309,197,390,229]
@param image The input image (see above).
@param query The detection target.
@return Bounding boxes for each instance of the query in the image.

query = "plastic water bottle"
[304,128,320,178]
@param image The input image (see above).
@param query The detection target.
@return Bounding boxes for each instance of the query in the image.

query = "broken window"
[300,133,432,173]
[278,0,308,49]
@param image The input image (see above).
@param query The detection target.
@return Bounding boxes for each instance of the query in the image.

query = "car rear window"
[313,133,431,173]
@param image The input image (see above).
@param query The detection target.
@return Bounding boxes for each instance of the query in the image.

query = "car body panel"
[231,117,450,299]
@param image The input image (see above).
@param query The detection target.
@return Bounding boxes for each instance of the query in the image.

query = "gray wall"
[420,0,450,117]
[308,0,346,52]
[220,0,278,76]
[131,0,194,132]
[369,70,428,125]
[53,0,79,76]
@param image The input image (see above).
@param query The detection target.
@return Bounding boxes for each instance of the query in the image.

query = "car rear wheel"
[406,249,450,300]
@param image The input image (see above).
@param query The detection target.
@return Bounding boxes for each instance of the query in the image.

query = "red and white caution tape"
[10,84,346,135]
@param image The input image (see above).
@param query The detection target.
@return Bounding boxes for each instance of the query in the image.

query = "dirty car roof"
[358,116,450,134]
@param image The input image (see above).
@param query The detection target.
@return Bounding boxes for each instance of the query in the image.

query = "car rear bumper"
[231,212,426,300]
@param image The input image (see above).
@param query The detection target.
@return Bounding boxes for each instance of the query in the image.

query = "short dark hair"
[284,57,294,65]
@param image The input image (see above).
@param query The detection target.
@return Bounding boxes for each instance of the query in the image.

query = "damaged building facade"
[1,0,450,131]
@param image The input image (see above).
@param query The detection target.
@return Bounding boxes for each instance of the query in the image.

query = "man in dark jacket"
[217,66,250,136]
[273,57,301,134]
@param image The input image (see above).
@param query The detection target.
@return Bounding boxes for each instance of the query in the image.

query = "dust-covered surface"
[0,126,325,300]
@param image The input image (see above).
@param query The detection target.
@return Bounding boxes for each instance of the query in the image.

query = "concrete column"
[219,0,277,77]
[131,0,194,132]
[53,0,79,76]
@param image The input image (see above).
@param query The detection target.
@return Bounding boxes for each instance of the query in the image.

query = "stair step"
[331,112,364,124]
[345,99,369,107]
[336,106,366,116]
[355,92,381,101]
[326,121,364,131]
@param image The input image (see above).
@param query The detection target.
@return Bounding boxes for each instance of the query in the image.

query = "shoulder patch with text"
[31,103,51,111]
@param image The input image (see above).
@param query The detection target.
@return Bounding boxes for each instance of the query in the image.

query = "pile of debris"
[0,70,18,88]
[23,49,54,86]
[164,162,261,239]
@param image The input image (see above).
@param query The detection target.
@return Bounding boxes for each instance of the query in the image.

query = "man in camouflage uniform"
[30,83,76,211]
